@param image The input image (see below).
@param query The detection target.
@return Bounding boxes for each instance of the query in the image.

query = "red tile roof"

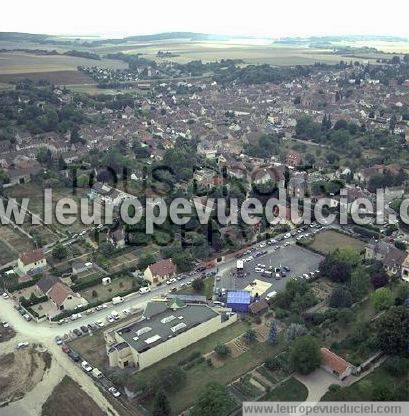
[148,259,176,277]
[321,347,352,374]
[19,249,45,266]
[47,282,75,307]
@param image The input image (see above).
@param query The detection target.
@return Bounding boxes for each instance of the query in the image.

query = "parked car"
[55,336,63,345]
[68,351,80,362]
[73,328,82,337]
[23,313,32,321]
[2,292,9,299]
[266,291,277,300]
[62,345,70,354]
[80,325,89,333]
[108,387,121,398]
[81,361,93,372]
[16,342,30,349]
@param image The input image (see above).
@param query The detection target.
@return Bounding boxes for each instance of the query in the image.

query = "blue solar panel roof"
[227,291,251,304]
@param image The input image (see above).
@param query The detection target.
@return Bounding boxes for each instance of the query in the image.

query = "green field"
[308,230,365,255]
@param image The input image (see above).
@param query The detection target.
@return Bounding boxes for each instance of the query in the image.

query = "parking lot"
[215,244,324,297]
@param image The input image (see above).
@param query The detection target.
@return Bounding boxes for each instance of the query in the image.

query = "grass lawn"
[41,376,106,416]
[263,377,308,402]
[80,276,135,303]
[321,359,408,401]
[308,230,365,255]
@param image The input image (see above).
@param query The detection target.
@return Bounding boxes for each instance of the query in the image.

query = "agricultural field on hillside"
[0,52,128,74]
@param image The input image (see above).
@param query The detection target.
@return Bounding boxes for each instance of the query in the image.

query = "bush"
[265,357,280,371]
[329,287,353,308]
[192,279,204,292]
[371,273,389,289]
[384,357,409,377]
[214,343,230,358]
[372,287,394,312]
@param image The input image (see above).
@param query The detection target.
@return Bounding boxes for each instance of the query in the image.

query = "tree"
[372,288,394,312]
[243,329,257,344]
[36,147,52,166]
[376,306,409,355]
[155,366,186,393]
[214,343,230,358]
[152,390,171,416]
[137,253,157,270]
[268,321,278,344]
[329,287,353,308]
[99,241,114,257]
[285,323,308,345]
[289,336,321,375]
[371,273,389,289]
[52,243,68,260]
[330,261,352,283]
[384,356,409,377]
[172,251,194,272]
[192,278,204,293]
[191,382,236,416]
[349,267,370,301]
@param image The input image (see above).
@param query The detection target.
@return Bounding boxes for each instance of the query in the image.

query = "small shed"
[226,291,251,313]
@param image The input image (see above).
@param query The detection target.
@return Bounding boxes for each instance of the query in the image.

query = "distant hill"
[276,35,409,45]
[0,31,233,47]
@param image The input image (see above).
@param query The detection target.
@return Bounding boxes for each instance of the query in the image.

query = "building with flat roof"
[226,291,251,313]
[105,299,237,370]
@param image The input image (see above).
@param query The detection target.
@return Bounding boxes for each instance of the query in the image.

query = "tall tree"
[191,382,236,416]
[289,336,321,375]
[152,390,171,416]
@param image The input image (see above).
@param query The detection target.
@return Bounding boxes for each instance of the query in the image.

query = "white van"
[112,296,124,305]
[266,291,277,300]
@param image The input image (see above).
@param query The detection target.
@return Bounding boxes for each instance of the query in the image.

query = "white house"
[17,249,47,275]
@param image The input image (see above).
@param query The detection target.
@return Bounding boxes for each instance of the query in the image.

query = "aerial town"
[0,5,409,416]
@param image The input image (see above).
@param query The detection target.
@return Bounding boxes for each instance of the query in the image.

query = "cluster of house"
[365,240,409,282]
[15,249,87,318]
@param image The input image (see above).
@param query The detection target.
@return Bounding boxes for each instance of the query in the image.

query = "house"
[288,171,308,198]
[17,249,47,275]
[321,347,355,380]
[365,241,406,275]
[107,228,126,249]
[4,157,42,188]
[248,299,269,315]
[37,276,88,314]
[286,151,302,168]
[105,299,237,370]
[89,182,131,207]
[47,282,88,312]
[400,253,409,283]
[197,140,217,159]
[226,291,251,313]
[144,258,177,285]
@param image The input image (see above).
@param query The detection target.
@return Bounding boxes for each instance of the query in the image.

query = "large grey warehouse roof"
[117,303,219,353]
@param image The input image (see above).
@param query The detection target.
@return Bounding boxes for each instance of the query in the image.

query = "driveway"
[295,368,341,402]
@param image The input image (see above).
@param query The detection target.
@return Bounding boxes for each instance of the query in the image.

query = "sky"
[2,0,409,38]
